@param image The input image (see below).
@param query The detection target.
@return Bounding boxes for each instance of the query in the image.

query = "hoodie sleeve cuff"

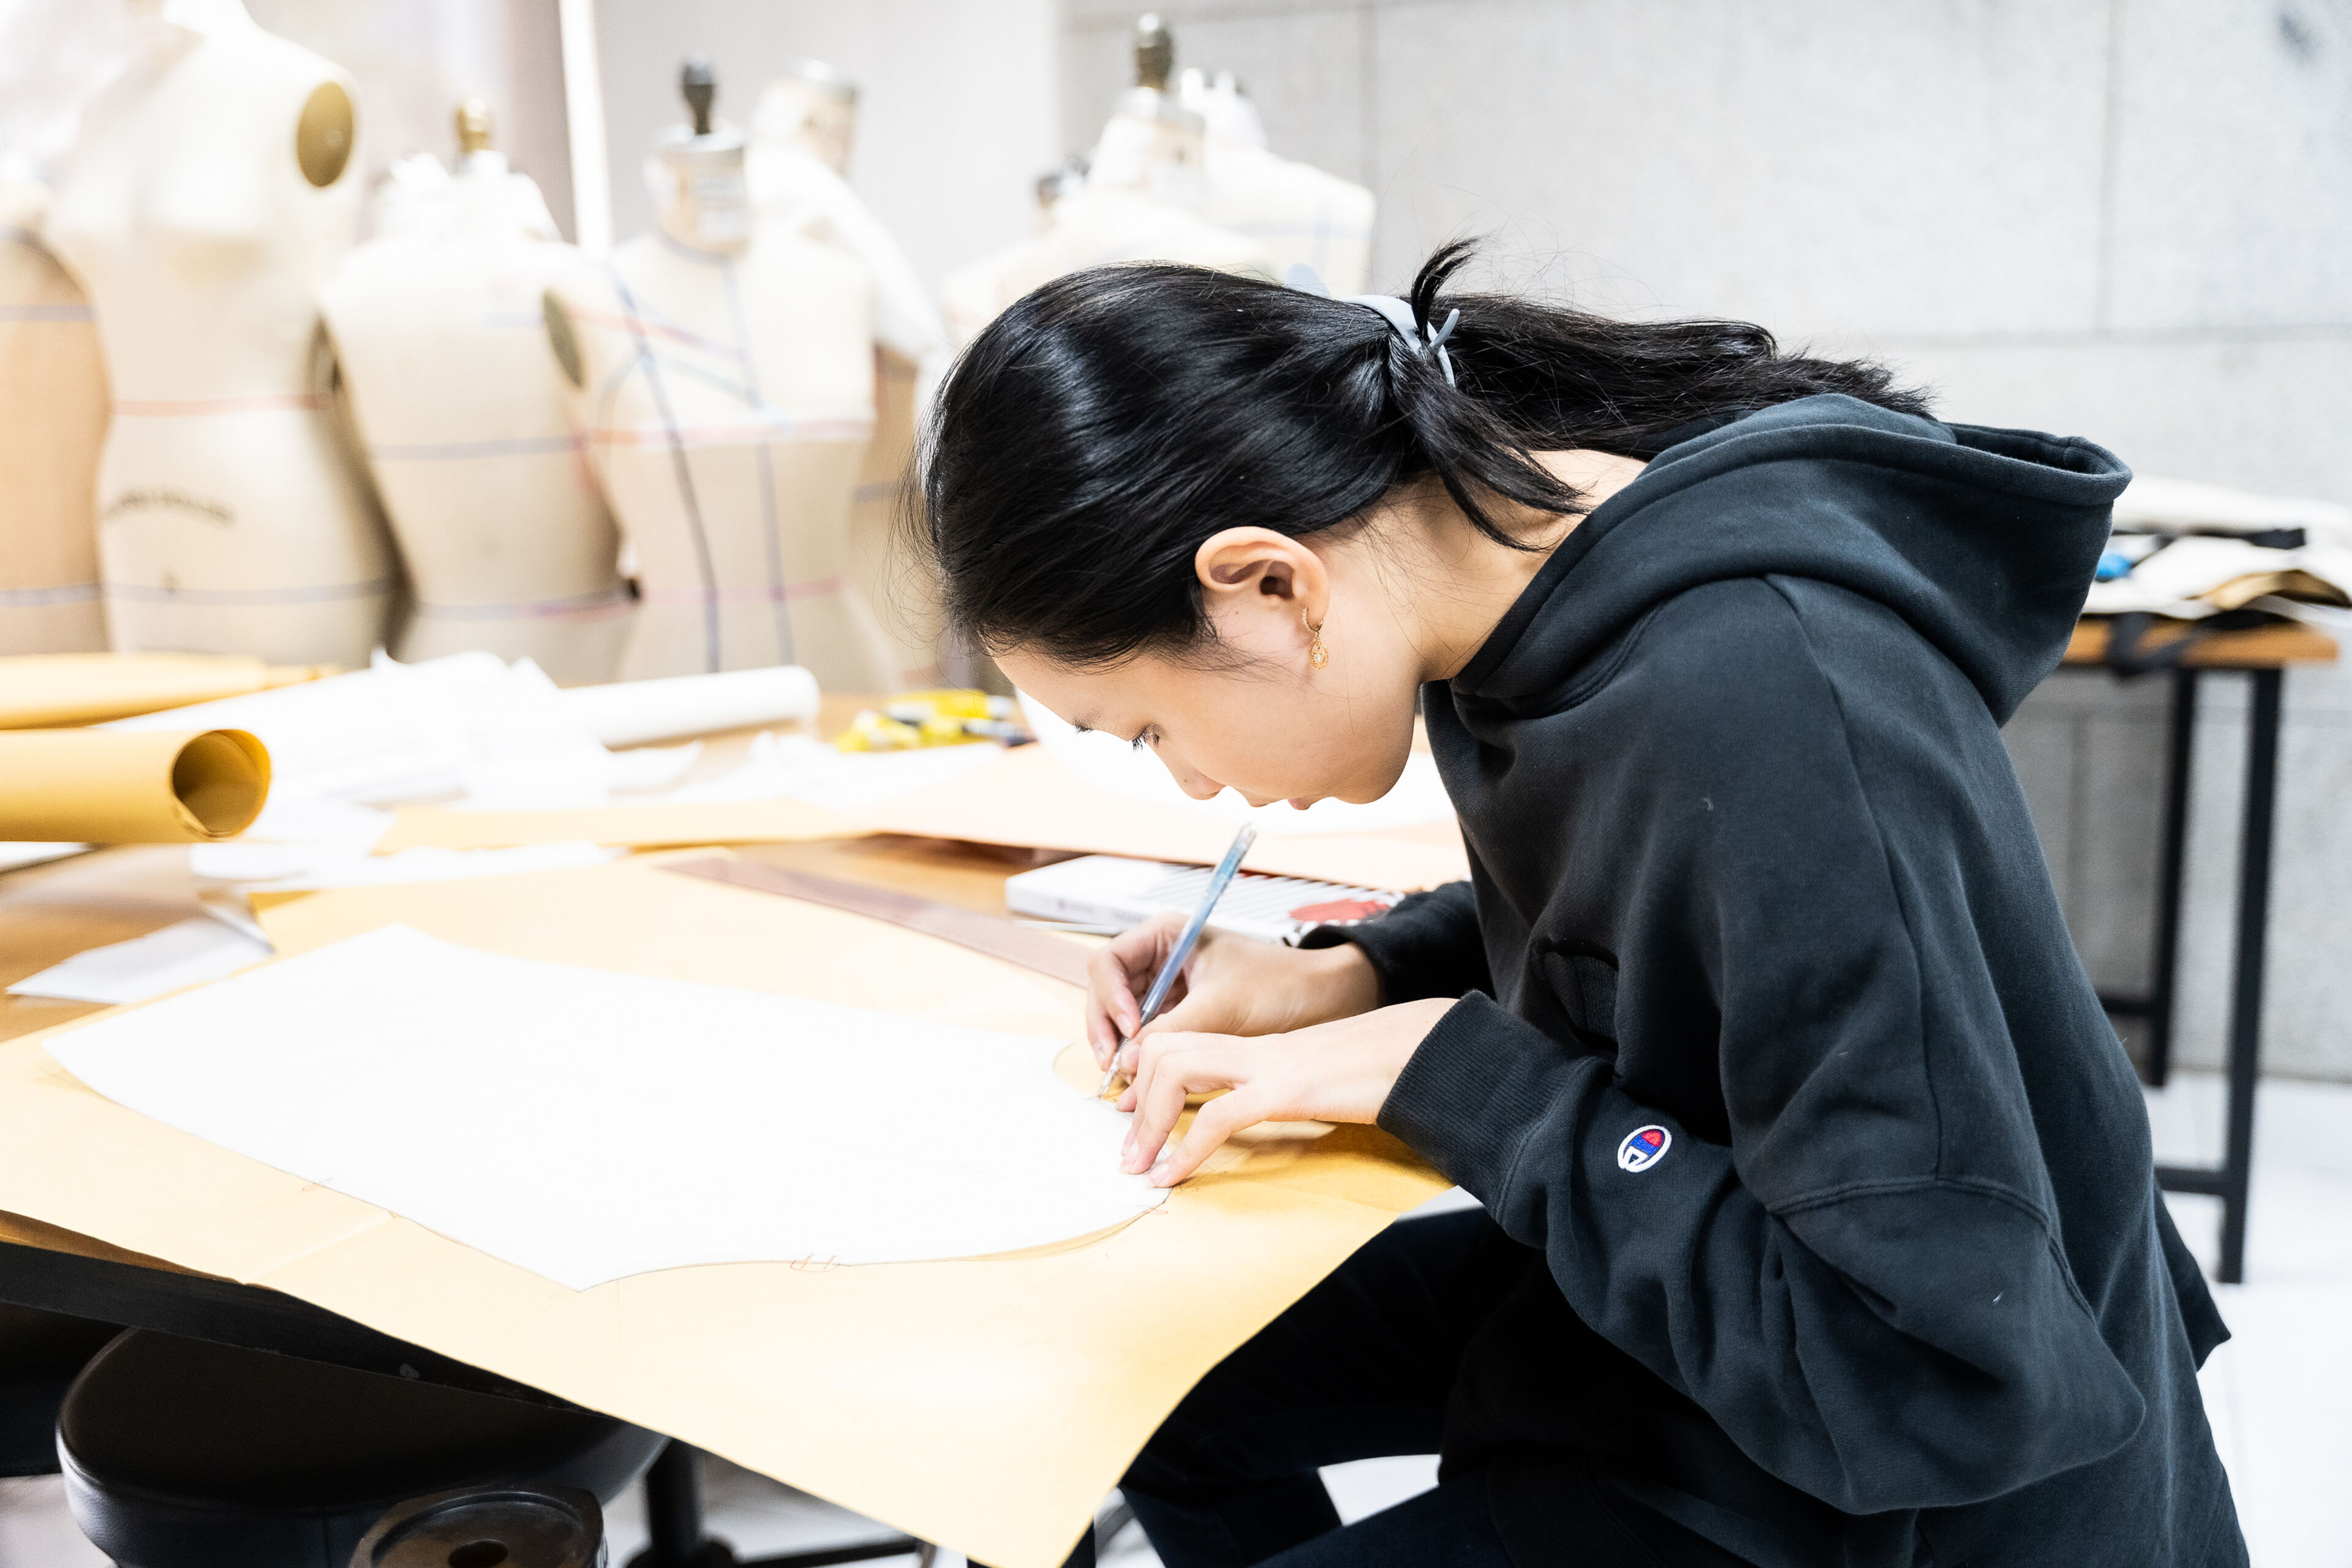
[1378,992,1589,1202]
[1298,881,1489,1003]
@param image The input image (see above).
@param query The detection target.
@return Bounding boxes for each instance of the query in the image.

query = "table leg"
[632,1439,929,1567]
[2144,668,2199,1087]
[636,1439,717,1568]
[2215,669,2282,1284]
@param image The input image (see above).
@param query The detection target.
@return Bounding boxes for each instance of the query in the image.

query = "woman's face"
[996,583,1425,813]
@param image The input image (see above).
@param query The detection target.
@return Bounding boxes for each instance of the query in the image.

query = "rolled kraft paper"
[0,653,331,729]
[0,729,271,842]
[554,664,820,748]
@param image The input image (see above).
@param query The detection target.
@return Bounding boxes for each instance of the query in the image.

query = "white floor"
[2144,1073,2352,1568]
[1,1070,2343,1567]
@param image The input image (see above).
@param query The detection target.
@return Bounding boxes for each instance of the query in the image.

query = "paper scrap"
[0,842,89,874]
[9,916,271,1005]
[48,925,1167,1289]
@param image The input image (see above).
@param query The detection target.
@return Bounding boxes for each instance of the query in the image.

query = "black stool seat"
[60,1330,663,1568]
[355,1483,605,1568]
[0,1303,121,1477]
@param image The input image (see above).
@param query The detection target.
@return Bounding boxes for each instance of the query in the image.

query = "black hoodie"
[1322,396,2242,1566]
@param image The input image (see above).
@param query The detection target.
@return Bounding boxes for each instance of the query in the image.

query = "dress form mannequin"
[1180,66,1377,296]
[750,62,952,684]
[940,15,1272,347]
[748,61,857,184]
[0,165,110,652]
[44,0,394,665]
[545,61,895,689]
[322,100,630,684]
[1087,15,1209,212]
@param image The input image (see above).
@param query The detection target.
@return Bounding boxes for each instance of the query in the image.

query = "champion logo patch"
[1616,1125,1671,1172]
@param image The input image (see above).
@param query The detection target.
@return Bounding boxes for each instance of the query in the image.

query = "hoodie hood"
[1455,394,2130,725]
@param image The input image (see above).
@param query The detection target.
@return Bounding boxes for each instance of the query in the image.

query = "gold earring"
[1303,610,1329,669]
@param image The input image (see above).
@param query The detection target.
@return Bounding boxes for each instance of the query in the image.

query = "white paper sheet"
[10,916,272,1005]
[47,925,1166,1289]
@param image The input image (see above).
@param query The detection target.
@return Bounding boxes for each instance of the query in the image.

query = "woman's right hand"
[1084,910,1384,1076]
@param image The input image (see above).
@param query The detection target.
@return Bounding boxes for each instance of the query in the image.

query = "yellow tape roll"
[0,728,271,842]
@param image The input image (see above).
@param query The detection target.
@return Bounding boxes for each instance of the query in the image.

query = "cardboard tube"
[0,653,330,729]
[0,729,271,842]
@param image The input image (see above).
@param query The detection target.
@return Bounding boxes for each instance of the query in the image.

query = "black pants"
[1112,1207,1515,1567]
[989,1210,1754,1568]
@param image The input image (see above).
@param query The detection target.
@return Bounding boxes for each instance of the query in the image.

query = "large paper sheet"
[48,924,1164,1289]
[0,857,1447,1568]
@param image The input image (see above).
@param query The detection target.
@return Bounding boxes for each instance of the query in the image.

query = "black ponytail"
[918,239,1930,668]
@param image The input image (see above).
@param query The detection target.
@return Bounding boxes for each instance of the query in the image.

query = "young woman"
[923,243,2242,1568]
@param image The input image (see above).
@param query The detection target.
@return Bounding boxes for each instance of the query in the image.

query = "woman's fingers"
[1082,944,1126,1062]
[1115,1000,1452,1184]
[1134,985,1219,1043]
[1085,911,1186,1065]
[1119,1033,1240,1174]
[1149,1090,1265,1186]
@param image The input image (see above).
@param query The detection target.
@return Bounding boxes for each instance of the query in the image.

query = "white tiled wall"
[1061,0,2352,1079]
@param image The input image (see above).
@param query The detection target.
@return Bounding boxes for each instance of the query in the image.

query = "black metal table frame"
[2092,664,2283,1284]
[0,1239,921,1567]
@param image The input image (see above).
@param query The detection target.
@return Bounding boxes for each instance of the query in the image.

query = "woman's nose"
[1156,752,1224,801]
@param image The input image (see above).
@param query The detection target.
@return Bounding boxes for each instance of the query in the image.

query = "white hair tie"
[1284,262,1458,387]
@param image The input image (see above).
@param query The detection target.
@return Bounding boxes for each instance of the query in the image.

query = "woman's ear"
[1194,529,1330,632]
